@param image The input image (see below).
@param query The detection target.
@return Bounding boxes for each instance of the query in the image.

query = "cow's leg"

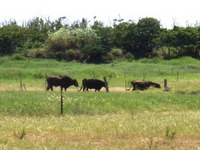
[132,85,137,91]
[83,86,86,91]
[50,86,53,91]
[47,85,53,91]
[84,87,89,91]
[47,85,51,91]
[60,86,63,92]
[97,87,101,92]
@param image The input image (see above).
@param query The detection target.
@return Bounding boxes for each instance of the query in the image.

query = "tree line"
[0,17,200,63]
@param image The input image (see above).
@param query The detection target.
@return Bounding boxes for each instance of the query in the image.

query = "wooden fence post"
[23,84,26,91]
[20,78,23,91]
[164,79,171,91]
[164,79,167,89]
[125,80,127,92]
[177,71,179,80]
[45,73,48,91]
[103,76,109,92]
[60,89,63,116]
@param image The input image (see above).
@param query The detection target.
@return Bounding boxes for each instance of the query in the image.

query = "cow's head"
[153,83,161,88]
[73,79,79,87]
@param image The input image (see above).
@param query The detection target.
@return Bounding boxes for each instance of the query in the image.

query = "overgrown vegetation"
[1,17,200,63]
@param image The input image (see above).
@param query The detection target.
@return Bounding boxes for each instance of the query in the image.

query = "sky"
[1,0,200,28]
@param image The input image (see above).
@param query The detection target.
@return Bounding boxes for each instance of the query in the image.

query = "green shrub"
[46,27,99,53]
[64,49,80,61]
[125,52,134,62]
[0,56,10,64]
[25,49,49,59]
[82,42,106,63]
[11,54,26,60]
[109,48,124,60]
[153,47,181,59]
[46,28,71,52]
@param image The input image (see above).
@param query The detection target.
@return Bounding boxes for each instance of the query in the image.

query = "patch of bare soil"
[0,85,129,92]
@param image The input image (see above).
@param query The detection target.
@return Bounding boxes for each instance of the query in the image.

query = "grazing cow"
[128,80,161,91]
[79,78,106,91]
[46,76,79,91]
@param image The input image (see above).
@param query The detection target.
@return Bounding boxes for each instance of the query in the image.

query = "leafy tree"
[24,17,50,49]
[0,24,28,55]
[157,28,177,58]
[125,17,161,58]
[71,18,89,28]
[123,22,137,52]
[82,41,105,63]
[159,26,200,58]
[113,22,130,49]
[173,26,199,57]
[92,24,114,52]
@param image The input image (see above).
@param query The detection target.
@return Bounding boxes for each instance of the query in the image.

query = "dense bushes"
[0,24,28,55]
[0,17,200,62]
[46,27,99,51]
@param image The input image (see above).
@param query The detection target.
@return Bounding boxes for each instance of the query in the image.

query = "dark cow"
[46,76,78,91]
[79,78,106,91]
[128,80,161,91]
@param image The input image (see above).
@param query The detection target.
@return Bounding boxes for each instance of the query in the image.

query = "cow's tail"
[78,86,83,92]
[125,81,132,91]
[79,79,86,92]
[45,76,49,91]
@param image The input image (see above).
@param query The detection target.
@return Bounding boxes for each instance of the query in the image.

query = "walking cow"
[79,78,106,91]
[46,76,79,91]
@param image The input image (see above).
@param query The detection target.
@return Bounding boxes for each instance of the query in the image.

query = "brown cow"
[46,76,78,91]
[128,80,161,91]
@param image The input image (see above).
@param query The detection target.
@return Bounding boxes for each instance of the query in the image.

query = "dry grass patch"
[0,111,200,149]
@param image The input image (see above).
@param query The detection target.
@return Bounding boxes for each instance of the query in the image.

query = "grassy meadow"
[0,56,200,149]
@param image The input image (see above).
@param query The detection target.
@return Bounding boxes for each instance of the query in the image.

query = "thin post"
[177,71,179,81]
[103,76,109,92]
[143,73,146,81]
[45,73,47,91]
[164,79,167,89]
[20,79,23,91]
[60,89,63,116]
[125,80,127,92]
[93,71,96,79]
[23,84,26,91]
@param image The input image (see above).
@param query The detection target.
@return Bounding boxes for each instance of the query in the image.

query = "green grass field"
[0,56,200,149]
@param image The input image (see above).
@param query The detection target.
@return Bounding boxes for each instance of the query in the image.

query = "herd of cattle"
[46,75,161,92]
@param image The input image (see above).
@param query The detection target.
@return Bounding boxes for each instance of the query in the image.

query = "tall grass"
[0,91,200,116]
